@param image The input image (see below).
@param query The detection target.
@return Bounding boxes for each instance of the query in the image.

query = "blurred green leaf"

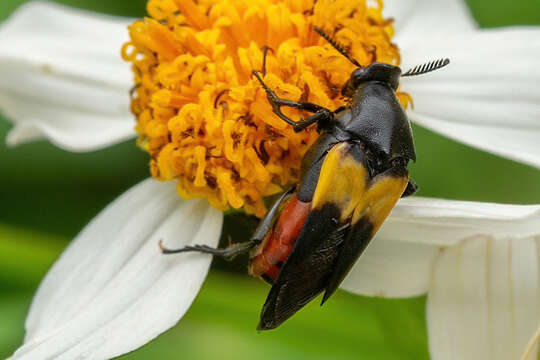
[0,0,146,20]
[0,118,148,236]
[467,0,540,27]
[0,224,65,291]
[0,294,30,359]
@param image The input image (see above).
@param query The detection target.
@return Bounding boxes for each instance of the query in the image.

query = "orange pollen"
[122,0,409,218]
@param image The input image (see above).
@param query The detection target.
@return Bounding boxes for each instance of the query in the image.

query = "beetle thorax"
[336,82,416,162]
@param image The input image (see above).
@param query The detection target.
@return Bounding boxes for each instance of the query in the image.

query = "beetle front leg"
[252,71,333,131]
[291,109,333,132]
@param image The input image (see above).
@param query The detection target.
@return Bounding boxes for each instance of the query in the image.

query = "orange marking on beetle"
[249,194,311,283]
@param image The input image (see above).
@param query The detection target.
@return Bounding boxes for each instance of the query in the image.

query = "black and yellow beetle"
[160,26,449,330]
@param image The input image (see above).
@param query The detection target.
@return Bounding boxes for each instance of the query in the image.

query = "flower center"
[122,0,409,217]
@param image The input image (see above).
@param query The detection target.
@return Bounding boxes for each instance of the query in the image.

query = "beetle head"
[341,63,401,97]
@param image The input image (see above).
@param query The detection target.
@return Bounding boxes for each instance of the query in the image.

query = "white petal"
[427,235,540,360]
[386,0,476,43]
[341,197,540,298]
[384,197,540,246]
[401,28,540,168]
[0,2,136,152]
[11,178,223,360]
[340,238,439,298]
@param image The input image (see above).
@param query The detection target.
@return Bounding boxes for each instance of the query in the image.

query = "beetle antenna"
[313,26,362,68]
[402,58,450,77]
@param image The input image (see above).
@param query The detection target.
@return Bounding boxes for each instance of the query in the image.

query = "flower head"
[122,0,409,216]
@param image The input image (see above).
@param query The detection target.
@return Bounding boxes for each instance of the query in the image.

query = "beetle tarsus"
[252,70,333,131]
[159,239,257,261]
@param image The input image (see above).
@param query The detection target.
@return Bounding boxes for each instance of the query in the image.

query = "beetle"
[160,26,450,330]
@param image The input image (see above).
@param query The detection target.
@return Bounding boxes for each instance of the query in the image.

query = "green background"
[1,0,540,359]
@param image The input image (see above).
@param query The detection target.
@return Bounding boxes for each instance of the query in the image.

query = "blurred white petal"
[428,236,540,360]
[386,0,476,42]
[11,179,223,360]
[382,0,417,32]
[0,1,135,152]
[522,326,540,360]
[402,28,540,168]
[342,197,540,297]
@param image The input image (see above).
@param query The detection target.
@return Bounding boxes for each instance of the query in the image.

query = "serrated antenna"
[402,58,450,77]
[313,26,361,68]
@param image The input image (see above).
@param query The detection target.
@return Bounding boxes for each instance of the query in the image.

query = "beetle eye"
[341,70,363,97]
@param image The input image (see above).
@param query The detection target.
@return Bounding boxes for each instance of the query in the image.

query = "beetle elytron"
[161,26,449,330]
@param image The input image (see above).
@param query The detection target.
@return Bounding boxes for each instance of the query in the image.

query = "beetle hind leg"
[159,187,297,261]
[159,239,257,261]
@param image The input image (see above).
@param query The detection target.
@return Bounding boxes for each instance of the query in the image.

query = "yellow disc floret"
[123,0,406,217]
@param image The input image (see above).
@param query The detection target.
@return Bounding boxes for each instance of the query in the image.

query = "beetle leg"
[252,71,333,130]
[159,186,297,261]
[401,178,418,197]
[291,110,333,132]
[159,239,257,261]
[252,70,328,112]
[249,185,296,242]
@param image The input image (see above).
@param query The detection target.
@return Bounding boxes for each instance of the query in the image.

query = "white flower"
[1,0,540,359]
